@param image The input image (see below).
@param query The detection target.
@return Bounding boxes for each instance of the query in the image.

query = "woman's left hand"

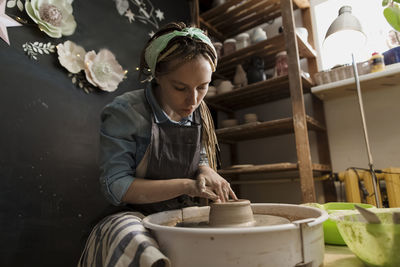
[196,165,238,202]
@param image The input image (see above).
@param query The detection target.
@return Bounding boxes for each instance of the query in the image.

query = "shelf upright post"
[281,0,316,203]
[189,0,200,27]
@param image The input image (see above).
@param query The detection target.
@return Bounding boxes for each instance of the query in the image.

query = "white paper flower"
[84,49,125,92]
[56,40,86,73]
[25,0,77,38]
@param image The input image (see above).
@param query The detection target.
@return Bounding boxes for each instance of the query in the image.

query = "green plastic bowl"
[322,202,374,245]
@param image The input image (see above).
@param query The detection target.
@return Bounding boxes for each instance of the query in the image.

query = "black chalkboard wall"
[0,1,190,266]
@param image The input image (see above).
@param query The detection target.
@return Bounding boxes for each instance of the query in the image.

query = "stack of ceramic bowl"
[220,118,238,128]
[235,33,250,50]
[205,85,217,98]
[223,39,236,56]
[244,113,258,124]
[217,80,234,94]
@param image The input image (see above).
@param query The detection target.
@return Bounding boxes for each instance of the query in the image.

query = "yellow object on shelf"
[338,168,400,208]
[370,52,385,73]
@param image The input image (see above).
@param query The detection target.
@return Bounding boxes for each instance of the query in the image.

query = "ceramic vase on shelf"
[274,51,288,77]
[251,27,267,43]
[233,64,248,88]
[246,56,266,84]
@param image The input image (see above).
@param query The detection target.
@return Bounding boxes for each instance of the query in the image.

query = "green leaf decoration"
[6,0,16,8]
[394,0,400,4]
[22,41,56,60]
[384,5,400,32]
[16,0,23,11]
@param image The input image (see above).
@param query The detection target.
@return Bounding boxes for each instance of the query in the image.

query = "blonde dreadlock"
[199,101,220,170]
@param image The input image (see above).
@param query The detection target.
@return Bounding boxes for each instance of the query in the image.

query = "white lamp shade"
[323,6,366,55]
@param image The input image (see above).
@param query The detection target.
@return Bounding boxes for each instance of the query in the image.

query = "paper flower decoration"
[56,40,85,73]
[84,49,125,92]
[54,41,125,93]
[25,0,77,38]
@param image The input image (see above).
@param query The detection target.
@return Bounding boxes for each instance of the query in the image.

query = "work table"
[324,245,364,266]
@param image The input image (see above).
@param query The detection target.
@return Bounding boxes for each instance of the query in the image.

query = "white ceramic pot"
[251,27,267,43]
[217,80,234,94]
[143,203,328,267]
[296,27,308,42]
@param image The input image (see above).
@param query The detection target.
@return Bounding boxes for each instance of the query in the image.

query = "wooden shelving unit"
[216,115,325,143]
[218,162,331,176]
[192,0,335,203]
[216,34,317,79]
[199,0,310,40]
[206,74,313,111]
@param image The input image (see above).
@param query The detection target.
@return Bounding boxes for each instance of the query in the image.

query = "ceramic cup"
[217,80,234,94]
[213,79,223,88]
[206,86,217,98]
[209,199,255,227]
[244,113,258,123]
[223,38,237,56]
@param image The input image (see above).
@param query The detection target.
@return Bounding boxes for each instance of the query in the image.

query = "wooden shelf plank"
[218,162,331,175]
[215,115,325,143]
[215,34,316,79]
[200,0,310,39]
[311,63,400,101]
[205,74,313,110]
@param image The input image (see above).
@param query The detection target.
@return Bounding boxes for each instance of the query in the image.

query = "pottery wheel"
[176,213,290,228]
[253,214,290,226]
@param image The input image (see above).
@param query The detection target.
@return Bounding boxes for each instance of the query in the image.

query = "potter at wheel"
[176,199,290,228]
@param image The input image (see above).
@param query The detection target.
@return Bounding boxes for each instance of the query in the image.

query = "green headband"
[144,27,216,76]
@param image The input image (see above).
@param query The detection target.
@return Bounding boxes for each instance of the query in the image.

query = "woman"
[79,22,237,266]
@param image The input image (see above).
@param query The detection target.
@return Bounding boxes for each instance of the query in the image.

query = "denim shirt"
[99,85,208,206]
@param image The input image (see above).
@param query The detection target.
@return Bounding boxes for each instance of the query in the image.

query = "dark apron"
[129,107,202,216]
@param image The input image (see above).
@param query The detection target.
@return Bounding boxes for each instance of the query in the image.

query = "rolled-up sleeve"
[99,101,140,206]
[199,144,209,166]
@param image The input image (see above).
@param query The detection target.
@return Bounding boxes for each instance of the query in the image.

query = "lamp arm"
[351,53,381,207]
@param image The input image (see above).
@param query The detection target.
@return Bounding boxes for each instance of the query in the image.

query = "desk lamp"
[324,6,381,207]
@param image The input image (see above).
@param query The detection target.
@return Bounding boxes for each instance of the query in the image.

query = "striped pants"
[78,212,170,267]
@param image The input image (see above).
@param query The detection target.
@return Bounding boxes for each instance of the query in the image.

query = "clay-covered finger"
[223,187,229,201]
[202,187,219,201]
[228,186,238,200]
[216,185,226,202]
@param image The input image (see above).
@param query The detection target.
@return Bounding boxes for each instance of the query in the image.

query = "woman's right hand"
[184,179,220,201]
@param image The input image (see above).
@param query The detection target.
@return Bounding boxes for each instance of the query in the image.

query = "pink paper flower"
[56,40,86,73]
[84,49,125,92]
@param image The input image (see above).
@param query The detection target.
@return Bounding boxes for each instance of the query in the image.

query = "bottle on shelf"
[369,52,385,73]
